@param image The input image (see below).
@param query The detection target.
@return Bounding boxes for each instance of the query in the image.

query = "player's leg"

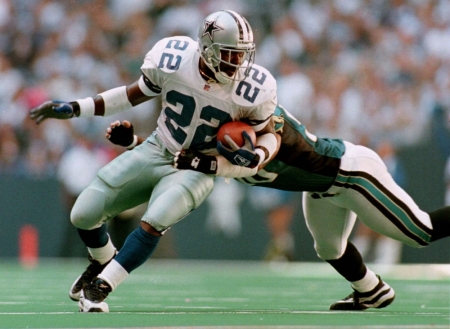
[303,192,356,261]
[338,142,447,248]
[69,141,161,303]
[100,168,214,281]
[303,193,395,310]
[326,241,395,310]
[318,141,445,310]
[80,166,215,312]
[303,193,368,283]
[68,176,153,301]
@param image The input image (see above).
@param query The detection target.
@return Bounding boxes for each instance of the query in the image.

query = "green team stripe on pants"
[335,170,432,246]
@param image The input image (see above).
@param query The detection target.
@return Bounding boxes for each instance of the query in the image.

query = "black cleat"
[79,278,112,313]
[69,254,114,301]
[330,276,395,311]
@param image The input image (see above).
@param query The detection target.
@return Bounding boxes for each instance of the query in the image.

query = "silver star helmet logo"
[202,19,223,42]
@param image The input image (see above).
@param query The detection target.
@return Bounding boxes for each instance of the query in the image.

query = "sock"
[77,225,109,248]
[88,237,116,265]
[113,226,161,273]
[326,241,367,282]
[351,269,379,293]
[429,206,450,241]
[98,259,128,291]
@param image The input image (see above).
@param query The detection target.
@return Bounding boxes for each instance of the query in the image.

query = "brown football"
[217,121,256,148]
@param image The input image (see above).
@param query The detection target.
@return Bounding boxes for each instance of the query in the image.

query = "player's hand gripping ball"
[216,121,259,167]
[217,121,256,148]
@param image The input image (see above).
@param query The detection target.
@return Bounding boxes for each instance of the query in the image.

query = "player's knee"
[143,184,196,232]
[314,244,345,261]
[70,188,107,230]
[143,177,214,232]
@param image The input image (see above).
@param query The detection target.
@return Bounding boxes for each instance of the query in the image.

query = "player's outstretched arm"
[30,79,155,125]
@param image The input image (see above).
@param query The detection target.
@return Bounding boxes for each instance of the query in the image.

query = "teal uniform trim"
[335,170,432,245]
[276,105,345,159]
[238,105,346,192]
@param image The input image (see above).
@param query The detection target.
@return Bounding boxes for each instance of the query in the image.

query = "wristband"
[126,135,138,149]
[254,148,265,166]
[75,97,95,117]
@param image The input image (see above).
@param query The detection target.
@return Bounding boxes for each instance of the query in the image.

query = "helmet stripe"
[224,10,250,42]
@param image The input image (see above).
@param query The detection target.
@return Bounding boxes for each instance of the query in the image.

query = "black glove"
[217,131,260,168]
[30,100,75,124]
[108,122,135,147]
[174,150,217,174]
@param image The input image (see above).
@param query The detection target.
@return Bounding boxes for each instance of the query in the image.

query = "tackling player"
[30,10,279,312]
[109,105,450,311]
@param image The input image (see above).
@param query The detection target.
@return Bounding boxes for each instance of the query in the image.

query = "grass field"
[0,259,448,328]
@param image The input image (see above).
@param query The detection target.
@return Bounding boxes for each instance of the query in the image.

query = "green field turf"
[0,259,448,328]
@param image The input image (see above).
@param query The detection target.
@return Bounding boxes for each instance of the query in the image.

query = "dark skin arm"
[30,79,156,124]
[90,81,154,116]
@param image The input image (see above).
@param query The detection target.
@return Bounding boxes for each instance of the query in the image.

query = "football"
[217,121,256,148]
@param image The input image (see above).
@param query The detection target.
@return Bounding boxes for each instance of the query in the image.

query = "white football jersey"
[139,36,277,155]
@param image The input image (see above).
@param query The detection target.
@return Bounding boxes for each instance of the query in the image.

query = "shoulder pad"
[231,64,277,107]
[142,36,197,73]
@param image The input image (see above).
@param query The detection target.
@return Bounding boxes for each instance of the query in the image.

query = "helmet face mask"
[198,10,255,83]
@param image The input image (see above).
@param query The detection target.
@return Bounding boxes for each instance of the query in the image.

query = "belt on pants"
[151,132,174,157]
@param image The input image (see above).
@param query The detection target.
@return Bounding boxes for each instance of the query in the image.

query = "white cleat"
[69,254,115,301]
[78,278,111,313]
[330,275,395,311]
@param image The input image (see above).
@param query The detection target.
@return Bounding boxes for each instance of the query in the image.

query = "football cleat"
[79,278,112,313]
[69,254,114,301]
[330,276,395,311]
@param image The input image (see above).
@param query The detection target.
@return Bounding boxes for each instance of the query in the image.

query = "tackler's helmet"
[198,10,255,83]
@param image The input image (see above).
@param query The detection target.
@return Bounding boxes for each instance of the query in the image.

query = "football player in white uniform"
[30,10,279,312]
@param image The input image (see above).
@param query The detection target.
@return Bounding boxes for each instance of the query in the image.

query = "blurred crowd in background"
[1,0,450,260]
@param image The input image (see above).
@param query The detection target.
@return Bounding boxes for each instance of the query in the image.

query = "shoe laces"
[74,256,105,290]
[84,279,111,302]
[342,291,358,303]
